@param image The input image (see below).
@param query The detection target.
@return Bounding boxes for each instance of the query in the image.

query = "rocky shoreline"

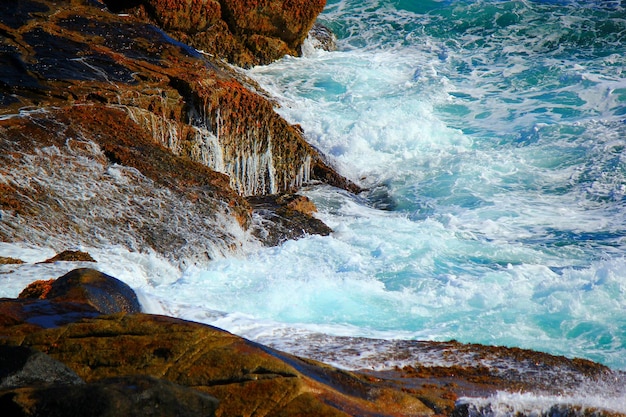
[1,1,625,416]
[0,261,623,417]
[1,0,358,265]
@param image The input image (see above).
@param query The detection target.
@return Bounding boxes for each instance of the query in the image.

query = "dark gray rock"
[0,375,219,417]
[309,23,337,52]
[0,345,83,389]
[46,268,141,315]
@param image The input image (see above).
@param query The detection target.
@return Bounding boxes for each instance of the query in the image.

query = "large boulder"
[38,268,141,315]
[1,268,140,332]
[103,0,327,66]
[0,313,433,417]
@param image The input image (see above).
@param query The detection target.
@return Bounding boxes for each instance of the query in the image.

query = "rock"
[105,0,327,66]
[42,268,142,314]
[40,250,96,263]
[0,104,251,262]
[219,0,327,64]
[247,193,333,246]
[1,268,140,332]
[0,345,84,389]
[0,313,433,417]
[308,23,337,52]
[18,279,55,299]
[0,298,99,335]
[0,375,219,417]
[277,194,318,216]
[0,257,24,265]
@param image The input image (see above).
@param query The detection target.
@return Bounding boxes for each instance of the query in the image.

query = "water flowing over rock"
[0,0,357,261]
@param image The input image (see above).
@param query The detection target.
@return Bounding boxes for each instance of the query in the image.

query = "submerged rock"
[0,345,83,390]
[0,257,24,265]
[309,23,338,52]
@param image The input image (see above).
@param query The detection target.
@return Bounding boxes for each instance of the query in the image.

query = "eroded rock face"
[0,105,251,262]
[103,0,326,66]
[219,0,327,64]
[0,0,357,259]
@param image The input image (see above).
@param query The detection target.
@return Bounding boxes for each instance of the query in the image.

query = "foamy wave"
[459,388,626,416]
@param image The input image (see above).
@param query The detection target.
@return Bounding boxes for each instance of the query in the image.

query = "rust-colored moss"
[18,279,56,299]
[40,250,96,263]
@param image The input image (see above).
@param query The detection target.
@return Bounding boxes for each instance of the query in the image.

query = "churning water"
[3,0,626,412]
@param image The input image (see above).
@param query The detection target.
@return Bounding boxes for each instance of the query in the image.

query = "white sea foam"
[459,388,626,417]
[240,0,626,371]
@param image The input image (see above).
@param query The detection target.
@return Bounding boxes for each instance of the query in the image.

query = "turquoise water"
[144,0,626,371]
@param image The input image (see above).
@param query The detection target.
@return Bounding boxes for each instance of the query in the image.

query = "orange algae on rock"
[18,279,56,300]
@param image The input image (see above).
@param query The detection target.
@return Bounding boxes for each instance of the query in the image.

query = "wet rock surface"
[38,268,141,314]
[1,268,139,333]
[0,0,357,261]
[40,250,96,263]
[0,373,220,417]
[0,345,83,389]
[248,193,333,246]
[0,257,24,265]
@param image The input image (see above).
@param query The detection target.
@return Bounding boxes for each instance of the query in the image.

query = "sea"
[2,0,626,413]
